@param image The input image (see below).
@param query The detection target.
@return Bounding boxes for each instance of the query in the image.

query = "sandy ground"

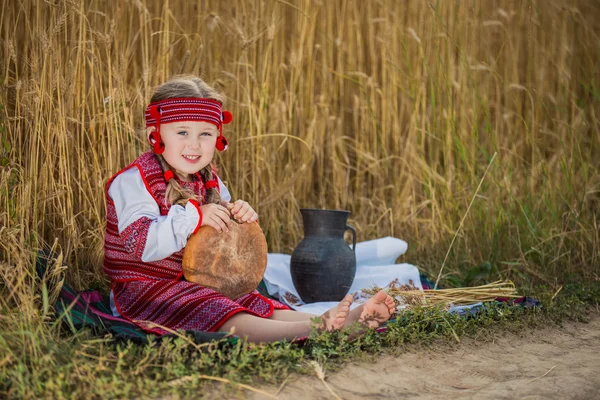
[252,314,600,400]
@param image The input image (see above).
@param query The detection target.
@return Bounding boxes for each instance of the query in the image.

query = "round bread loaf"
[182,221,268,300]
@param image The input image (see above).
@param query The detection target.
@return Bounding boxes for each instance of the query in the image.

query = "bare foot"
[355,290,396,329]
[315,294,354,331]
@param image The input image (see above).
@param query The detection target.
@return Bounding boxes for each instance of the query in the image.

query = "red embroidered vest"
[104,151,220,282]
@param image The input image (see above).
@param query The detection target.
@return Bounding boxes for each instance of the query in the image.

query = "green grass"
[1,281,598,399]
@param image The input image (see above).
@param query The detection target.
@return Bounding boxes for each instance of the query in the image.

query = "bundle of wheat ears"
[361,280,520,308]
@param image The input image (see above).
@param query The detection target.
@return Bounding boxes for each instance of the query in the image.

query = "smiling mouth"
[182,155,201,163]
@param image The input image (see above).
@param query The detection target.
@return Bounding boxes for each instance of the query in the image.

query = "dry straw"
[362,281,520,308]
[307,360,343,400]
[167,374,277,398]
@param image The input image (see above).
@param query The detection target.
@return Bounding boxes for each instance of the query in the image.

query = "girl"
[104,75,395,343]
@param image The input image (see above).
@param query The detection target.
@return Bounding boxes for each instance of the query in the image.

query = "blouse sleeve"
[108,167,201,262]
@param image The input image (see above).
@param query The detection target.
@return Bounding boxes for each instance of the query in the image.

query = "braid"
[199,164,222,205]
[156,155,199,207]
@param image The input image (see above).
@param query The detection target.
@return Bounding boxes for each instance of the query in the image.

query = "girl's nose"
[189,137,201,149]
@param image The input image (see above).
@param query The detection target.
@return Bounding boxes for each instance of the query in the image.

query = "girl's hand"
[226,200,259,223]
[199,203,232,233]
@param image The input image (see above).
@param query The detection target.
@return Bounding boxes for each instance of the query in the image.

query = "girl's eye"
[178,131,188,136]
[201,131,212,136]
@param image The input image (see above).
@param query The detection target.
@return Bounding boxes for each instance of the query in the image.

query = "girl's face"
[149,121,218,181]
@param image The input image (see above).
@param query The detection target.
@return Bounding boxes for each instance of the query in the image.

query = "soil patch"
[255,314,600,399]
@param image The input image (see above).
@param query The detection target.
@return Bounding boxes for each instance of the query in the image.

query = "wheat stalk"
[362,281,520,307]
[167,374,277,398]
[307,361,342,400]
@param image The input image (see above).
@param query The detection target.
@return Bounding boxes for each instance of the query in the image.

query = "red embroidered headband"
[145,97,233,154]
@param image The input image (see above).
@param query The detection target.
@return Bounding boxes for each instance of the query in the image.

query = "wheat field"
[1,0,598,304]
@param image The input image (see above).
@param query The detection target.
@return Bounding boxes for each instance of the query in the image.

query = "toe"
[372,290,388,303]
[383,297,395,314]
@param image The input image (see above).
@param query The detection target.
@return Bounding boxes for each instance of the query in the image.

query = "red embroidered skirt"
[112,279,289,334]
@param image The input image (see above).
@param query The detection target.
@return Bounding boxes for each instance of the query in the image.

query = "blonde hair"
[148,75,224,207]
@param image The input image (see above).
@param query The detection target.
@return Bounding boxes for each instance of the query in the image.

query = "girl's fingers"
[231,200,246,215]
[248,212,259,223]
[226,200,258,223]
[235,206,253,222]
[215,204,232,216]
[215,208,233,226]
[210,214,228,233]
[205,219,219,232]
[243,209,257,222]
[215,212,232,232]
[207,217,220,232]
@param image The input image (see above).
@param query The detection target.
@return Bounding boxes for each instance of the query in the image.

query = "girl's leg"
[217,295,354,343]
[269,309,315,322]
[217,313,312,343]
[270,290,396,329]
[274,295,353,330]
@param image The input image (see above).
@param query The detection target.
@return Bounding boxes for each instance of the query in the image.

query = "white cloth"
[263,237,423,315]
[108,167,231,262]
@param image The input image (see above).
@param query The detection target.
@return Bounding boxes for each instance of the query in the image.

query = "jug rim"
[299,208,350,215]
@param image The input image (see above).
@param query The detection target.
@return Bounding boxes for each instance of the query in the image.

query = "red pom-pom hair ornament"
[222,110,233,124]
[148,105,165,155]
[152,135,165,154]
[163,170,176,182]
[216,110,233,152]
[216,136,228,152]
[205,179,218,190]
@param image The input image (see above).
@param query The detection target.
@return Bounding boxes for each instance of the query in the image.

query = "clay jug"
[290,209,357,303]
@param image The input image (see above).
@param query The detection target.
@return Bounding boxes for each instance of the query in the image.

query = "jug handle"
[345,224,356,251]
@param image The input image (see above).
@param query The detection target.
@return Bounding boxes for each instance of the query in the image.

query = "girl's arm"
[108,168,202,262]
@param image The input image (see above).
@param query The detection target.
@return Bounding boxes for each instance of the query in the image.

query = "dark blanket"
[36,250,234,345]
